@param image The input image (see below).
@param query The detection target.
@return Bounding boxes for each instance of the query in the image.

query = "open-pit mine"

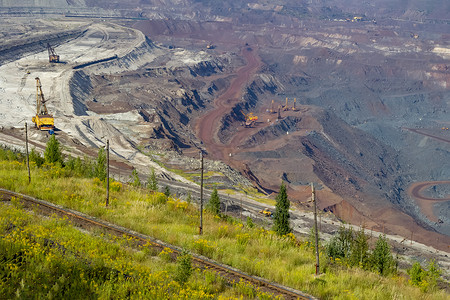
[0,0,449,260]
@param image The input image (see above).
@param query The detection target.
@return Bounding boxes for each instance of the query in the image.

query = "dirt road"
[195,46,261,161]
[409,181,450,222]
[405,128,450,144]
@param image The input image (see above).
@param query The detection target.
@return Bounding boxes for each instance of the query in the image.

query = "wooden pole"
[199,151,204,235]
[106,140,110,207]
[25,123,31,184]
[312,182,320,276]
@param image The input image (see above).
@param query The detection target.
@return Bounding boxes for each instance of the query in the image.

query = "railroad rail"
[0,189,315,300]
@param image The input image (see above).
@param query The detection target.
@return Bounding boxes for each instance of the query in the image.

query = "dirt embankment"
[195,46,262,160]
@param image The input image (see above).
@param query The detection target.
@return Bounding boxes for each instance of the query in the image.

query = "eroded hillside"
[0,0,449,250]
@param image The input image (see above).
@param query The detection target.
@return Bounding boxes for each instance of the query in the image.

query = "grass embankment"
[0,200,270,299]
[0,161,448,299]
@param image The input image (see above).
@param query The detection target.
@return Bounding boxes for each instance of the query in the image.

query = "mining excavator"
[47,43,60,63]
[32,77,54,131]
[242,111,258,128]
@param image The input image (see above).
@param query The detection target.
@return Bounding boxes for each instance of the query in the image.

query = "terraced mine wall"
[72,55,118,70]
[0,29,85,65]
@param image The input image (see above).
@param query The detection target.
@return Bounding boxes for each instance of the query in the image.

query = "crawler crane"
[32,77,54,131]
[47,43,60,63]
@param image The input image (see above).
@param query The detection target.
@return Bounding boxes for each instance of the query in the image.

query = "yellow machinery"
[292,98,299,111]
[259,208,272,217]
[32,77,54,131]
[242,111,258,127]
[47,43,60,63]
[269,99,276,113]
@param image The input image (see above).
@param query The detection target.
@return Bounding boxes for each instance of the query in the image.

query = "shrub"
[129,169,141,187]
[164,186,171,198]
[408,262,427,287]
[147,168,158,192]
[44,135,63,165]
[174,250,192,285]
[207,187,220,215]
[349,227,369,268]
[246,216,254,228]
[29,148,44,167]
[93,147,107,181]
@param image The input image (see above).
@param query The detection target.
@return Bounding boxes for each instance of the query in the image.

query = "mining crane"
[47,43,60,63]
[283,97,290,111]
[242,111,258,128]
[292,98,299,111]
[269,99,276,113]
[32,77,54,131]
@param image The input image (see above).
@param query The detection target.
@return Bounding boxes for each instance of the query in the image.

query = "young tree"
[29,148,44,167]
[370,234,396,276]
[186,191,192,204]
[207,187,220,215]
[164,186,171,198]
[174,250,192,285]
[147,168,158,192]
[350,227,369,268]
[130,169,141,187]
[94,147,107,181]
[44,135,62,165]
[407,262,426,287]
[273,182,291,236]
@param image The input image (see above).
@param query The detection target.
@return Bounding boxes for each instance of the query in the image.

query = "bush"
[93,147,107,181]
[174,250,192,285]
[207,187,220,215]
[29,148,44,167]
[148,168,158,192]
[44,135,63,165]
[408,260,442,292]
[129,169,141,187]
[164,186,171,198]
[246,217,254,228]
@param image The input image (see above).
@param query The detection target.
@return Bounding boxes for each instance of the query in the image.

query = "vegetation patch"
[0,145,448,299]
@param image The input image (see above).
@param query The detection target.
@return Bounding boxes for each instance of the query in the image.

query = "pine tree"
[94,147,107,181]
[130,169,141,187]
[370,234,396,276]
[44,135,62,165]
[350,227,369,268]
[147,168,158,192]
[208,187,220,215]
[273,182,291,236]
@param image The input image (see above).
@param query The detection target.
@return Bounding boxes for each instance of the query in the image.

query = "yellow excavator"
[32,77,54,131]
[242,111,258,128]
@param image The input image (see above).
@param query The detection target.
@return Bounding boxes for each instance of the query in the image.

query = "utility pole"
[25,123,31,184]
[106,139,110,207]
[199,150,204,235]
[312,182,320,276]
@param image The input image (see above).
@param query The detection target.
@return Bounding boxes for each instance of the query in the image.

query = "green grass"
[0,198,274,299]
[0,160,448,299]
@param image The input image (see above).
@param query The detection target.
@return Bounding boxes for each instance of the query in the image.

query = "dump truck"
[32,77,54,131]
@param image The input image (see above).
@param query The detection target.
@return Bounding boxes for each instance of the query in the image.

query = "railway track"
[0,188,315,300]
